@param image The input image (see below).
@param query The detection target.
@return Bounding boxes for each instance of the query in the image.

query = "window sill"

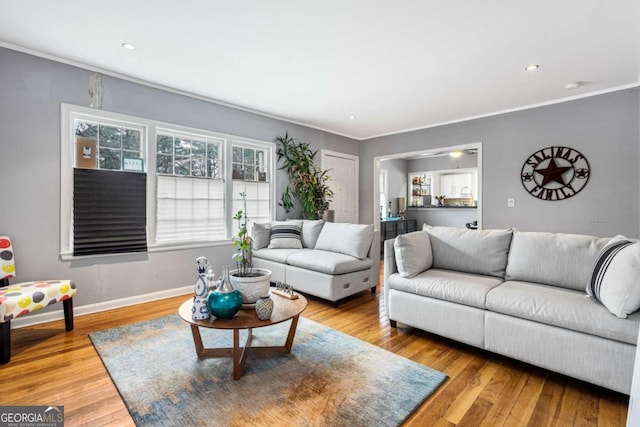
[60,240,232,261]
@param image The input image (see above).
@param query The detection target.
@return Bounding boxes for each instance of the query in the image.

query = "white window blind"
[156,176,226,243]
[232,181,271,235]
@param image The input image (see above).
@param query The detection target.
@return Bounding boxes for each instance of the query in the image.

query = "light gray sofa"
[384,225,640,394]
[252,220,379,307]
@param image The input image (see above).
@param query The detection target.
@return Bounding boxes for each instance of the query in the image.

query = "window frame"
[60,103,276,259]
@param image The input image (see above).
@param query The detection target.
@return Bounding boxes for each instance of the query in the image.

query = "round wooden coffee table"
[178,291,307,380]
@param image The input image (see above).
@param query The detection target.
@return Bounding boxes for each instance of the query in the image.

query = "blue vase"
[208,266,242,319]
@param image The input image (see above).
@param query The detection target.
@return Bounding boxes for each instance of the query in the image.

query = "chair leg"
[389,320,397,328]
[1,321,10,364]
[63,298,74,332]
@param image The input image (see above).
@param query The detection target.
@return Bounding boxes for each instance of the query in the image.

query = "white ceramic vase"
[229,268,272,305]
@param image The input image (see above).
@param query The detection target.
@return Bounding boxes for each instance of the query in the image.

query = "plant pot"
[229,268,272,305]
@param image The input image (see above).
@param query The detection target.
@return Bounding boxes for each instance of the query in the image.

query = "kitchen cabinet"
[440,173,476,198]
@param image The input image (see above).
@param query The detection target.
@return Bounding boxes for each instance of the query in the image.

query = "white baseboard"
[11,285,193,329]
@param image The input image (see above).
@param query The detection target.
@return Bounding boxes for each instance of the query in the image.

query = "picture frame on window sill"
[123,157,144,172]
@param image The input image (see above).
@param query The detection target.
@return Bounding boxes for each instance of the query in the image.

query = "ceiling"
[1,1,639,140]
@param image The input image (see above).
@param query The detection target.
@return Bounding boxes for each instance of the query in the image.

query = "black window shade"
[73,168,147,256]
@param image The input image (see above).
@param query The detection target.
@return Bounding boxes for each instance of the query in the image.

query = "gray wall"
[0,47,359,308]
[379,158,407,215]
[408,152,477,172]
[360,88,640,238]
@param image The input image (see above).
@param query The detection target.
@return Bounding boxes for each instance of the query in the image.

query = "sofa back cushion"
[315,222,374,260]
[505,230,609,291]
[394,231,433,278]
[424,225,513,278]
[297,219,325,248]
[252,222,272,250]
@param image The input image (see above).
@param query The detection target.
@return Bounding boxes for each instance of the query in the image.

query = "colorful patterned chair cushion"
[0,280,77,322]
[0,236,16,281]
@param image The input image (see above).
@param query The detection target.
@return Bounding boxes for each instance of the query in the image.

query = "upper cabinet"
[440,172,477,199]
[408,168,478,207]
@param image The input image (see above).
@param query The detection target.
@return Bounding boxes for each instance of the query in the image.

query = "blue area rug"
[90,315,446,426]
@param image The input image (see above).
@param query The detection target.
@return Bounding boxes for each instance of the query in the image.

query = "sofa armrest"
[383,238,397,318]
[369,230,380,287]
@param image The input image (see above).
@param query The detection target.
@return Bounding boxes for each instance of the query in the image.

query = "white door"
[321,150,359,223]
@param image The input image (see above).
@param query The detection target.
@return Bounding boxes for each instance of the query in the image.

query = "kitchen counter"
[405,206,477,228]
[408,206,477,209]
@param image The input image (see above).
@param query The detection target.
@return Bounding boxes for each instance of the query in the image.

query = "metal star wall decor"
[521,146,590,201]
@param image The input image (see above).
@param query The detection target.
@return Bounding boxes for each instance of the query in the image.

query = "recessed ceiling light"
[449,150,463,158]
[525,64,539,71]
[348,115,356,120]
[122,42,136,50]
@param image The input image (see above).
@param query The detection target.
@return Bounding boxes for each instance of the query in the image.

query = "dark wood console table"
[380,218,417,253]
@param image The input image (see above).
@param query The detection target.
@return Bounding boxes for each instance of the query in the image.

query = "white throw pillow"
[587,235,640,318]
[314,222,374,260]
[288,219,324,248]
[394,231,433,278]
[268,221,303,249]
[251,223,271,250]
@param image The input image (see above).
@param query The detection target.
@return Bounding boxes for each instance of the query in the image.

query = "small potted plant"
[230,192,272,305]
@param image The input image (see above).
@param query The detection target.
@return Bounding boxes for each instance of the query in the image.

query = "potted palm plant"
[230,192,271,305]
[275,133,333,220]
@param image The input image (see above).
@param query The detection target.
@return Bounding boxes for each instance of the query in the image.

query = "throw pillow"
[587,235,640,318]
[394,231,433,278]
[314,222,374,260]
[296,219,325,248]
[268,221,303,249]
[251,223,271,250]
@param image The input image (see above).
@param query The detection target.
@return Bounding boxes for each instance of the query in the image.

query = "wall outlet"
[507,198,515,208]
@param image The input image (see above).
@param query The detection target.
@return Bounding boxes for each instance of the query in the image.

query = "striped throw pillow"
[268,221,303,249]
[587,235,640,318]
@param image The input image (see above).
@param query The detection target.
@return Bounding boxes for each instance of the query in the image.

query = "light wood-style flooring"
[0,268,629,426]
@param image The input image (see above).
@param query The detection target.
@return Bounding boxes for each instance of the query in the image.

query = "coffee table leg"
[233,329,242,380]
[190,325,205,356]
[284,315,300,353]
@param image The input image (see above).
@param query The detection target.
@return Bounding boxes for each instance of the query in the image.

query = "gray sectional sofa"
[384,225,640,394]
[252,220,379,306]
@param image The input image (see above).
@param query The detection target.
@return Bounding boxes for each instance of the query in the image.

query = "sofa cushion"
[423,225,513,278]
[298,219,325,248]
[251,222,271,250]
[268,221,303,249]
[315,222,374,260]
[505,230,609,291]
[394,231,432,278]
[388,269,504,309]
[486,280,640,345]
[252,248,304,263]
[285,250,373,275]
[587,236,640,318]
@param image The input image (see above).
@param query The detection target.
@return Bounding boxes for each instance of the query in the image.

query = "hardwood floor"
[0,272,629,426]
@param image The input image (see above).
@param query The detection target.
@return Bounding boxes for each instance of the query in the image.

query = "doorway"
[373,142,483,230]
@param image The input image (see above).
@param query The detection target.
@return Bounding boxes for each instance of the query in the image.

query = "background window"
[155,132,225,244]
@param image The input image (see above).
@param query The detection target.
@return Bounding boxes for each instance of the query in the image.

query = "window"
[231,142,271,235]
[379,169,388,219]
[60,104,275,258]
[155,131,225,244]
[71,118,147,256]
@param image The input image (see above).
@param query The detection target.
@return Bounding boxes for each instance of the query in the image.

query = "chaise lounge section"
[252,220,380,307]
